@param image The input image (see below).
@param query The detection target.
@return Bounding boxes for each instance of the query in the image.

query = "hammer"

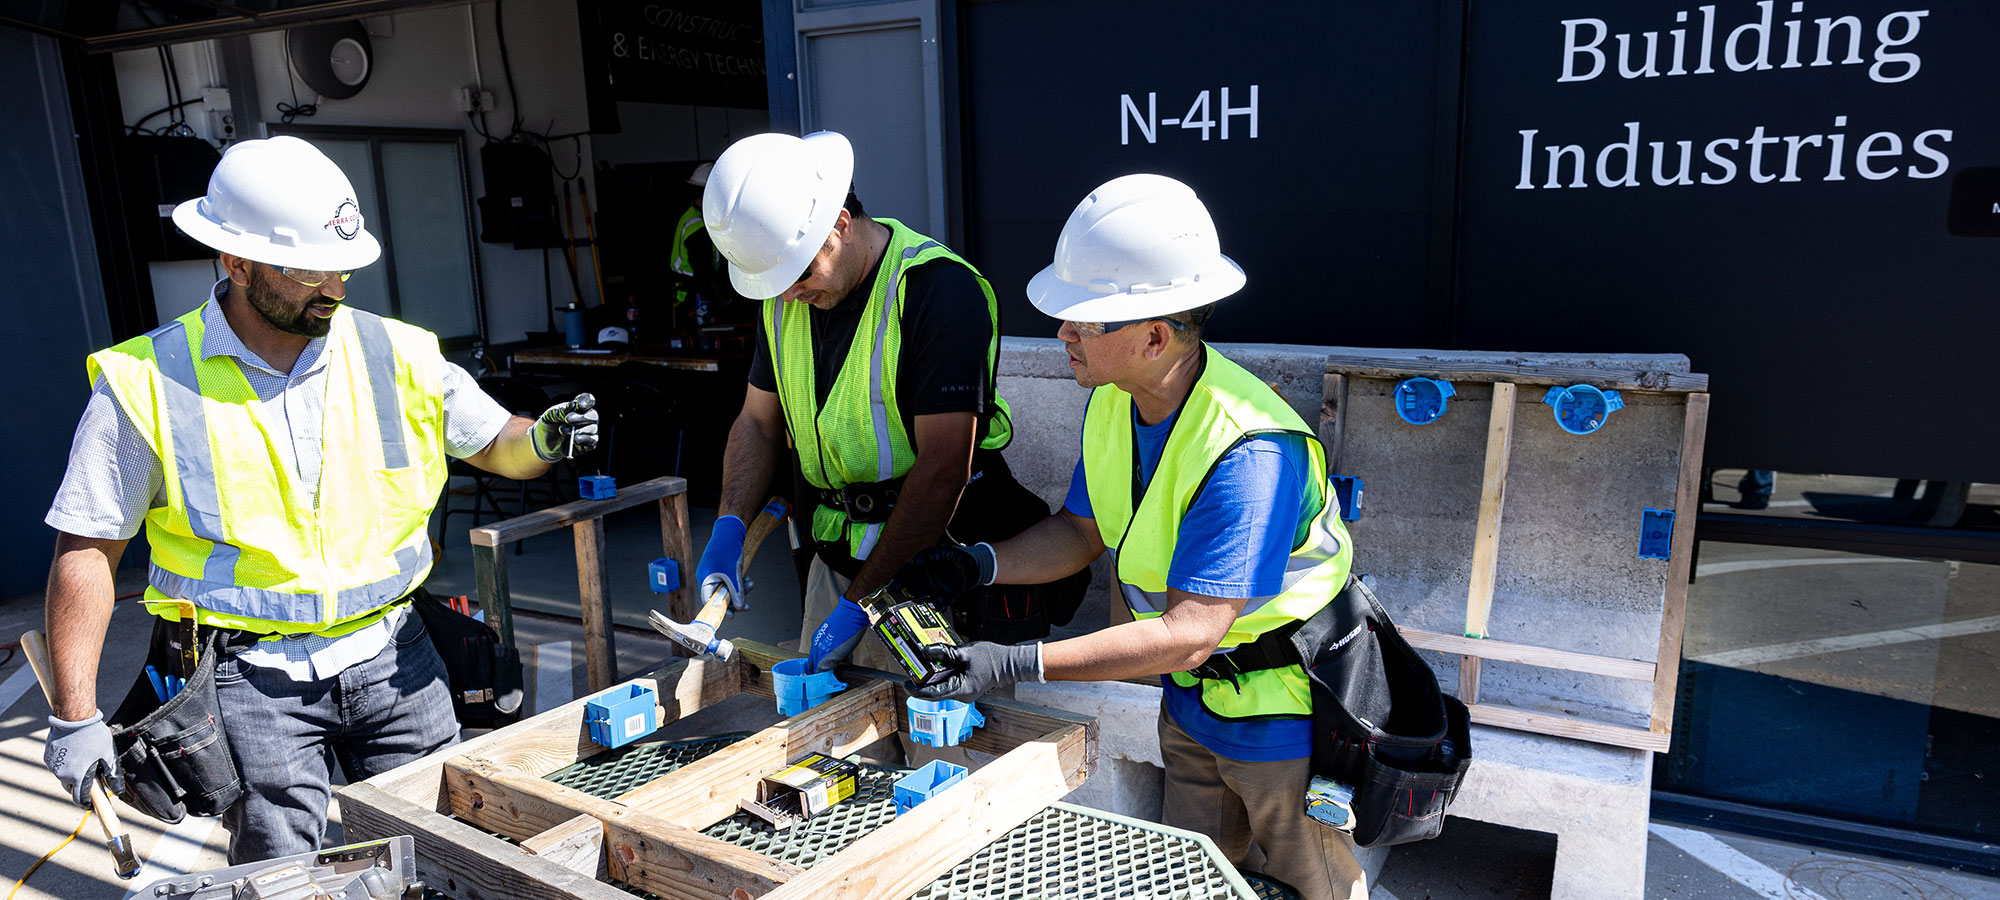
[20,629,142,879]
[649,498,789,662]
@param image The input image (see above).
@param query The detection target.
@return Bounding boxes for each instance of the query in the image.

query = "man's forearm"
[844,455,966,600]
[45,536,126,721]
[991,511,1103,585]
[1040,589,1243,682]
[467,416,556,480]
[717,411,785,522]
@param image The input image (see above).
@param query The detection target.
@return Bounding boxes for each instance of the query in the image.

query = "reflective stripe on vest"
[670,207,710,305]
[1083,344,1353,720]
[764,219,1010,560]
[88,302,447,635]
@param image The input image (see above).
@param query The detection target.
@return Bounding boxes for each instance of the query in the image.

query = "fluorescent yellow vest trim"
[670,206,708,306]
[764,219,1013,560]
[1083,344,1353,720]
[88,302,448,635]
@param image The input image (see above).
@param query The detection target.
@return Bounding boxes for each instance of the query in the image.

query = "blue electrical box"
[1394,377,1455,425]
[893,759,968,816]
[647,557,681,594]
[1543,385,1624,435]
[586,684,658,749]
[580,475,617,499]
[1638,508,1675,560]
[1331,475,1364,521]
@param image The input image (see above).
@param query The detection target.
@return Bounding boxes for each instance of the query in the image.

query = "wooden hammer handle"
[692,498,789,630]
[20,630,132,848]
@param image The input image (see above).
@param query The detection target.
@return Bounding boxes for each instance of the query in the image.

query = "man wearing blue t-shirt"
[892,175,1366,900]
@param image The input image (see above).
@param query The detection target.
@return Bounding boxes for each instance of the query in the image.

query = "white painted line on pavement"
[0,662,41,714]
[1651,823,1830,900]
[1695,557,1921,578]
[120,815,220,900]
[1690,614,2000,669]
[536,641,573,714]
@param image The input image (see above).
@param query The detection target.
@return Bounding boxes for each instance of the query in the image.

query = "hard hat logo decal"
[325,200,363,240]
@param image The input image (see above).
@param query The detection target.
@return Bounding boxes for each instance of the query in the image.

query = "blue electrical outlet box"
[1394,377,1455,425]
[580,475,617,499]
[1543,385,1624,435]
[893,759,968,816]
[647,557,680,594]
[1330,475,1363,521]
[586,684,658,749]
[1638,508,1675,560]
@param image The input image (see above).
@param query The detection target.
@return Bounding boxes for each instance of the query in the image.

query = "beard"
[246,265,335,338]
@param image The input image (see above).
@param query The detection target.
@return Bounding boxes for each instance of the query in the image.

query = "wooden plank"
[1651,392,1709,734]
[1464,381,1517,641]
[446,757,596,840]
[1319,372,1348,474]
[472,475,687,547]
[1324,355,1707,394]
[340,782,631,900]
[472,542,514,649]
[521,678,900,857]
[659,492,696,659]
[1403,628,1655,682]
[575,517,617,691]
[763,724,1092,900]
[350,653,738,811]
[1467,702,1671,753]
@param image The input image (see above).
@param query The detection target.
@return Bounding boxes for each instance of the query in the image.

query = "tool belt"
[815,476,905,525]
[105,618,253,824]
[1183,619,1306,683]
[410,587,524,728]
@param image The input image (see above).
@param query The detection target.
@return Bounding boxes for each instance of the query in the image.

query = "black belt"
[815,476,906,525]
[1185,618,1307,682]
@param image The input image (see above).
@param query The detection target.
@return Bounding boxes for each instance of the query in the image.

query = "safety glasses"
[275,266,353,288]
[1066,317,1189,338]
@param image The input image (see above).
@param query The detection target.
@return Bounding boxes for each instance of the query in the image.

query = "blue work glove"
[696,514,748,601]
[530,393,600,461]
[45,710,125,808]
[806,597,873,673]
[890,543,997,605]
[908,641,1044,702]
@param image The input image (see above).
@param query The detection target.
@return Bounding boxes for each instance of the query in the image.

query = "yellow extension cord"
[6,808,92,900]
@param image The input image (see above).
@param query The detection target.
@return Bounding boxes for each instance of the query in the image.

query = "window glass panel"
[294,138,393,319]
[379,141,478,339]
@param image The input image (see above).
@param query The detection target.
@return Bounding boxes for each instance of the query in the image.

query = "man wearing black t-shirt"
[689,131,1071,674]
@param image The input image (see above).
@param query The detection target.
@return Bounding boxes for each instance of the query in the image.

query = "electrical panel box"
[477,142,555,247]
[118,135,222,262]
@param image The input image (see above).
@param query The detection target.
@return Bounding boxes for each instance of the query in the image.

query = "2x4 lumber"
[471,475,688,547]
[1324,356,1708,394]
[520,679,900,858]
[350,653,738,812]
[1320,372,1348,473]
[1466,702,1671,753]
[1401,628,1655,682]
[659,492,696,658]
[340,782,633,900]
[1461,381,1519,702]
[762,724,1093,900]
[1651,392,1710,734]
[575,517,617,691]
[472,542,515,648]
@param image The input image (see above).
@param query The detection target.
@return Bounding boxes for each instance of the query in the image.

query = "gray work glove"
[531,393,600,461]
[909,641,1043,701]
[45,710,124,808]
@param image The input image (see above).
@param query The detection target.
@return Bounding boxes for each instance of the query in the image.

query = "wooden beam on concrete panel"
[1402,628,1655,682]
[1324,357,1707,394]
[761,724,1092,900]
[1651,392,1709,735]
[339,782,632,900]
[659,491,696,658]
[1461,381,1518,703]
[1320,372,1348,473]
[575,516,617,691]
[471,476,687,546]
[1468,703,1670,753]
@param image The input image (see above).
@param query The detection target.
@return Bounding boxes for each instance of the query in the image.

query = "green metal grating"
[543,733,750,798]
[701,765,905,866]
[1243,871,1304,900]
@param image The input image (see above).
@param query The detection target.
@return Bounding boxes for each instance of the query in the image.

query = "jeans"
[215,607,460,864]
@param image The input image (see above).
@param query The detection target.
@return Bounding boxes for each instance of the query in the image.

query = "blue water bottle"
[563,302,586,348]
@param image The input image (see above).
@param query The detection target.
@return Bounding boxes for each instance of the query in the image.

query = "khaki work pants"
[1158,711,1369,900]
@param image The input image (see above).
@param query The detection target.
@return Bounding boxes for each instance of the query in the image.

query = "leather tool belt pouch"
[1287,576,1472,847]
[411,587,525,728]
[106,618,246,824]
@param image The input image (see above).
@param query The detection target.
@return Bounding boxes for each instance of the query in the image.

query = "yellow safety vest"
[88,302,448,636]
[669,206,710,306]
[764,218,1012,560]
[1083,344,1352,720]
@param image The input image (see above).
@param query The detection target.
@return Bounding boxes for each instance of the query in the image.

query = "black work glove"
[908,641,1042,701]
[531,393,600,461]
[891,543,997,605]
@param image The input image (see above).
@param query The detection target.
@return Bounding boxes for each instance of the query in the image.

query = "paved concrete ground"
[3,482,1995,899]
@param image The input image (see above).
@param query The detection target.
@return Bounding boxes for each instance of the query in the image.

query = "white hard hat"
[702,131,854,300]
[1026,173,1244,323]
[687,162,713,187]
[171,136,381,272]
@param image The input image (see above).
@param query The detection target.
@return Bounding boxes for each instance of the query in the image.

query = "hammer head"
[648,610,736,661]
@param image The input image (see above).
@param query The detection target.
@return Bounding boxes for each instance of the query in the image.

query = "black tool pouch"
[411,588,524,728]
[1290,577,1472,847]
[945,450,1090,642]
[106,620,244,824]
